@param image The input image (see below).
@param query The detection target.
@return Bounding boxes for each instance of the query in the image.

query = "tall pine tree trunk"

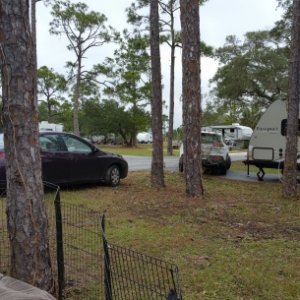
[150,0,165,188]
[73,52,82,136]
[282,0,300,198]
[0,1,54,291]
[31,0,40,108]
[167,10,176,156]
[180,0,204,197]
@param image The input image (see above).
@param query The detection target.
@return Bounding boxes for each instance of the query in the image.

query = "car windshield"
[201,133,222,144]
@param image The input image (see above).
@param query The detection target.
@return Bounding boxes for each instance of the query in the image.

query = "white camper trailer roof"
[39,121,63,132]
[202,123,253,142]
[207,123,251,130]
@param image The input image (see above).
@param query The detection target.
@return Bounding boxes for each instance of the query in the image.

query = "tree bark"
[0,1,54,291]
[150,0,165,188]
[180,0,204,197]
[282,0,300,198]
[167,3,176,156]
[73,44,82,136]
[31,0,39,108]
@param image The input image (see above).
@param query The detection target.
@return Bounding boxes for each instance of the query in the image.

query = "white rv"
[245,99,300,180]
[39,121,63,132]
[203,123,253,149]
[137,132,153,144]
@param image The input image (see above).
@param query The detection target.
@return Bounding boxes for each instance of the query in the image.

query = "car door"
[60,134,100,183]
[40,133,72,184]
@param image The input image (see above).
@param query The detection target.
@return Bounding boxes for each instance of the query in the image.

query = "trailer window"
[281,119,300,136]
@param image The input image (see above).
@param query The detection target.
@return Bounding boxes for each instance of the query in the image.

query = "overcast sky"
[36,0,283,129]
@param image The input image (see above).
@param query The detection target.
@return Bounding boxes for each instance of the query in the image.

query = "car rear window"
[201,133,221,144]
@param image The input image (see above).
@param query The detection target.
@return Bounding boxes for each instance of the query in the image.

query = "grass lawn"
[99,143,180,156]
[61,171,300,300]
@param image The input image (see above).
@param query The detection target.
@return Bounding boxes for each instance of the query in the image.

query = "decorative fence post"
[101,214,113,300]
[99,213,183,300]
[54,187,65,300]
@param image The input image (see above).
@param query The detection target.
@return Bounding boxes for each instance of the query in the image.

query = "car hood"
[101,150,125,160]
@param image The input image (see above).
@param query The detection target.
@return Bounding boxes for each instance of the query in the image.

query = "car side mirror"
[92,147,99,153]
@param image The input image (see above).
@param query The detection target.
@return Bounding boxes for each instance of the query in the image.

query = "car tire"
[219,166,227,175]
[179,162,183,172]
[226,154,231,170]
[106,165,120,187]
[179,155,184,172]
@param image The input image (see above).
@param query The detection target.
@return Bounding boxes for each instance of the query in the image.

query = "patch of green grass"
[59,172,300,299]
[98,143,180,156]
[1,173,299,299]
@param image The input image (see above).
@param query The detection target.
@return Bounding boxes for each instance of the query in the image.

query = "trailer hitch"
[257,167,265,181]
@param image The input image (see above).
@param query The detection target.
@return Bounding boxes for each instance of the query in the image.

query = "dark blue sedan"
[0,132,128,187]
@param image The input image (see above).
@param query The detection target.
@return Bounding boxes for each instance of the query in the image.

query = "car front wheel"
[106,165,120,187]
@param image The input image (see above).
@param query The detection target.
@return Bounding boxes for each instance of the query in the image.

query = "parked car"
[0,132,128,187]
[179,132,231,175]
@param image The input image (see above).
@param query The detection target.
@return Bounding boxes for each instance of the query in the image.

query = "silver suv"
[179,132,231,175]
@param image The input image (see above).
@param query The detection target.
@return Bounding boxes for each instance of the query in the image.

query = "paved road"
[225,169,281,183]
[124,152,281,183]
[124,152,247,172]
[124,155,178,172]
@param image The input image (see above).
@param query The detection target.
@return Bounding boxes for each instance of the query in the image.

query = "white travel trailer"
[137,132,153,144]
[39,121,63,132]
[245,99,300,180]
[203,123,253,148]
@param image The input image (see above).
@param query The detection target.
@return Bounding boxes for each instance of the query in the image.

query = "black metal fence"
[0,182,103,299]
[0,183,182,300]
[44,183,103,300]
[101,215,182,300]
